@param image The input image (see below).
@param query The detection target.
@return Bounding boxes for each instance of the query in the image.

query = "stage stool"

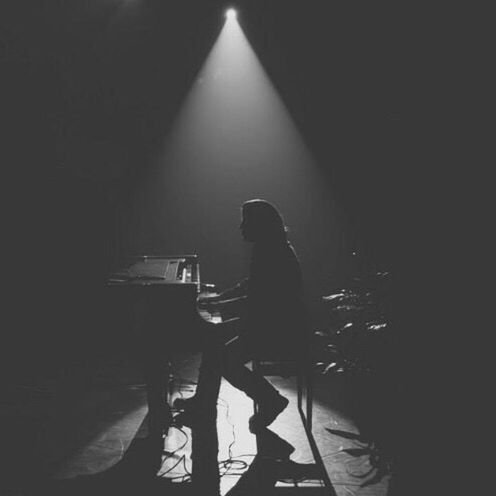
[252,350,314,432]
[251,338,336,491]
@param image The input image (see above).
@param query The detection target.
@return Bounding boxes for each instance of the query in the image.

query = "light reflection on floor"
[51,354,390,495]
[53,397,149,479]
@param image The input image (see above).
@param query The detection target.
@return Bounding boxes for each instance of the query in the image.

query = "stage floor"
[0,353,391,495]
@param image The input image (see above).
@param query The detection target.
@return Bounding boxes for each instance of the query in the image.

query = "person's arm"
[217,278,249,300]
[199,278,248,303]
[198,278,248,317]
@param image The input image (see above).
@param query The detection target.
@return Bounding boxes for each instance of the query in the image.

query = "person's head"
[240,199,287,243]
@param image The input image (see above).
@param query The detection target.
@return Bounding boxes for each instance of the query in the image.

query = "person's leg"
[219,335,279,402]
[194,336,224,407]
[144,357,171,437]
[220,335,289,432]
[190,343,221,495]
[175,330,287,431]
[173,327,227,418]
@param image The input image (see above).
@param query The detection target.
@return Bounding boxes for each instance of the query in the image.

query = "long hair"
[242,199,287,243]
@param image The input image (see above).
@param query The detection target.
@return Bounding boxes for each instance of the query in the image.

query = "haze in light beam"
[128,16,340,293]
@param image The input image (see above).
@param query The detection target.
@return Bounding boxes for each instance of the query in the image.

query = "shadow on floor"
[0,360,390,495]
[325,428,393,488]
[224,428,327,496]
[33,426,329,496]
[40,434,190,496]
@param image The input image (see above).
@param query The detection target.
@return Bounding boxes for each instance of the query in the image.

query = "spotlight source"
[226,8,237,20]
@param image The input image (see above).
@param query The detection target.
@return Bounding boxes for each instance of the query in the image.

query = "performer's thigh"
[222,334,256,367]
[193,319,239,351]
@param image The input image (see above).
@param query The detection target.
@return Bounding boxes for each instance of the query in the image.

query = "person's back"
[246,238,308,353]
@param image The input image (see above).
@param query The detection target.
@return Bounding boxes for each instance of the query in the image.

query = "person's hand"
[198,293,224,308]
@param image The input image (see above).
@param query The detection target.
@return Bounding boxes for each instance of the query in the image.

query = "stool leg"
[252,360,260,452]
[251,360,260,414]
[306,370,313,431]
[297,372,303,412]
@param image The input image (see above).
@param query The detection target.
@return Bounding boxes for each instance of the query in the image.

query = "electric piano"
[107,254,200,287]
[106,255,225,436]
[107,254,223,344]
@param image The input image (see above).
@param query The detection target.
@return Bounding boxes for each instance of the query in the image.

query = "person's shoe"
[148,405,173,438]
[172,409,197,428]
[172,396,217,428]
[172,396,198,428]
[173,396,197,412]
[257,429,295,459]
[249,394,289,433]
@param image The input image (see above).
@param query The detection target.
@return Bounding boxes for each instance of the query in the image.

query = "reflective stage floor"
[0,353,391,495]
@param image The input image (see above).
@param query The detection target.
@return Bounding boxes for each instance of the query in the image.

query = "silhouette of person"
[175,199,309,432]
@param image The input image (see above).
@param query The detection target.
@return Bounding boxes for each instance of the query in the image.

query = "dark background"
[1,0,400,378]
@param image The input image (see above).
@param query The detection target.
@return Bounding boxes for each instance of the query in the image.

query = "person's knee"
[219,346,244,374]
[221,340,252,372]
[200,332,225,354]
[219,347,233,372]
